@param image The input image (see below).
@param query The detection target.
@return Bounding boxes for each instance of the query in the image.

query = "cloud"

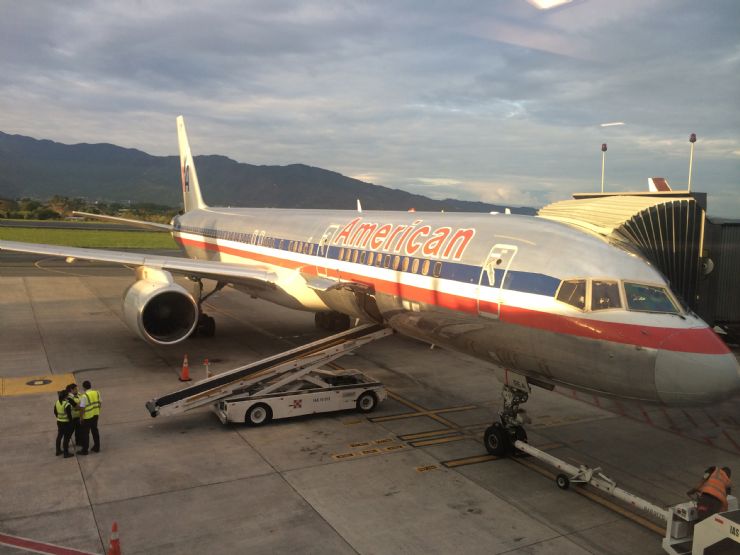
[0,0,738,218]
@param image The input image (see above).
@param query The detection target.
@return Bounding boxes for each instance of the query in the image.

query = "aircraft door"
[316,224,340,278]
[477,244,518,319]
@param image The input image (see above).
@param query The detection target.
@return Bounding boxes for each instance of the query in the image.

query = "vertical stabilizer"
[176,116,207,212]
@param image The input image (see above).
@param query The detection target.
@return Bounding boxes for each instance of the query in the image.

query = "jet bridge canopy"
[538,195,705,312]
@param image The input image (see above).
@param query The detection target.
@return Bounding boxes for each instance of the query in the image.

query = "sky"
[1,0,738,217]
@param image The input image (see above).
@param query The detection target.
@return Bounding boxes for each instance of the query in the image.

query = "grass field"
[0,227,178,249]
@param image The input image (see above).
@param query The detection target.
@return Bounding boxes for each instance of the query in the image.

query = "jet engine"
[122,267,198,345]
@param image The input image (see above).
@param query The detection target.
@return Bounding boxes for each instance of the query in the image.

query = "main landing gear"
[191,279,226,338]
[314,311,351,332]
[484,375,532,457]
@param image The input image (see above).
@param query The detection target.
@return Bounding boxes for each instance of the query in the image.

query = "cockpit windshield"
[555,279,681,315]
[623,282,679,314]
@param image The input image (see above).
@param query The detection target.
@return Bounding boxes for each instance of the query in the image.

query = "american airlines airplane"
[2,116,738,455]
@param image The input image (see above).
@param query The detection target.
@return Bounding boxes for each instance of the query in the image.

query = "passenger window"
[360,251,367,264]
[402,257,409,272]
[384,255,391,268]
[421,259,430,276]
[557,280,586,310]
[376,254,383,267]
[591,281,622,310]
[433,261,442,277]
[367,252,374,265]
[624,282,679,314]
[411,259,420,273]
[339,248,345,260]
[352,250,359,263]
[393,256,401,270]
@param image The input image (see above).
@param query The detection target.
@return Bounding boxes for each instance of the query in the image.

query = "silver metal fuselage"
[173,206,740,407]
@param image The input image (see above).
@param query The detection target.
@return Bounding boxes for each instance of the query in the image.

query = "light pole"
[601,143,607,193]
[687,133,696,192]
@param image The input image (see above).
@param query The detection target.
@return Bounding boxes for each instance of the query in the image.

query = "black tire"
[245,403,272,426]
[201,315,216,338]
[556,473,570,490]
[356,391,378,413]
[484,424,509,456]
[314,312,328,329]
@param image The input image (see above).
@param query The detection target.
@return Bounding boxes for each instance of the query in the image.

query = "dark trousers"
[72,418,81,446]
[81,415,100,452]
[696,493,724,522]
[55,422,73,454]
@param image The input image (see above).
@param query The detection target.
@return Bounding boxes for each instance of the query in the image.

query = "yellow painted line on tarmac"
[442,455,499,468]
[1,374,75,396]
[410,435,468,447]
[400,429,463,441]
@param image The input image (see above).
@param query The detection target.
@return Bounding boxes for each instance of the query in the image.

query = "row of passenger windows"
[335,247,444,277]
[182,226,445,278]
[556,279,680,314]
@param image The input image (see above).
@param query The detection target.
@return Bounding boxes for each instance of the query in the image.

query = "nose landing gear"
[484,377,531,457]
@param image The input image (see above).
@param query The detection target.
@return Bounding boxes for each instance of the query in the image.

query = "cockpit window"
[623,282,679,314]
[591,281,622,311]
[556,280,586,310]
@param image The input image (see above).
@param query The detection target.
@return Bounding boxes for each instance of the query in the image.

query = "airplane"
[1,116,738,456]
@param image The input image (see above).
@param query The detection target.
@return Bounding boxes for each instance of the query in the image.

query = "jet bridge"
[538,191,740,332]
[146,323,393,418]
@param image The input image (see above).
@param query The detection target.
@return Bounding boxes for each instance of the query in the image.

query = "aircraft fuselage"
[172,206,740,407]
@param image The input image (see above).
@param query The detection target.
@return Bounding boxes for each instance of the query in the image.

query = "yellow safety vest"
[55,400,70,423]
[82,390,101,419]
[68,393,80,419]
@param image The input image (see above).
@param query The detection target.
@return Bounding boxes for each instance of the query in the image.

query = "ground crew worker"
[78,380,101,455]
[66,383,81,449]
[54,390,74,458]
[687,466,732,521]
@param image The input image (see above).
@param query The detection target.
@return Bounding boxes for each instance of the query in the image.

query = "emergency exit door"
[477,244,518,319]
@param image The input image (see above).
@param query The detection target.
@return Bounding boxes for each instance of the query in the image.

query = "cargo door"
[477,244,518,319]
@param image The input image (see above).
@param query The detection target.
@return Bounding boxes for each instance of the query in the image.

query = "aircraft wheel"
[200,315,216,337]
[484,424,508,456]
[330,312,351,332]
[556,473,570,490]
[356,391,378,413]
[246,403,272,426]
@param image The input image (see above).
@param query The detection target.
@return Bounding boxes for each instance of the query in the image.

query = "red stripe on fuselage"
[174,235,729,355]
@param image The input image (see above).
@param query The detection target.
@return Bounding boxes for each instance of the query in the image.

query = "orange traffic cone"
[107,521,121,555]
[179,354,192,382]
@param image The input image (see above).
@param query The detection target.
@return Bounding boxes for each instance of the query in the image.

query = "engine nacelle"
[122,267,198,345]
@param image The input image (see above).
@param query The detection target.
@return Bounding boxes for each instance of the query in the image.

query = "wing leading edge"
[0,240,277,290]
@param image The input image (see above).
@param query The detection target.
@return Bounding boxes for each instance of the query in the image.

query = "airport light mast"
[601,143,607,192]
[687,133,696,192]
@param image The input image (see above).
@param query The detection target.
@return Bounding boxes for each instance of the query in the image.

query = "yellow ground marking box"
[1,374,75,397]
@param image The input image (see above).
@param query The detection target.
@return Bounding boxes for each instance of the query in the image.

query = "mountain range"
[0,131,535,214]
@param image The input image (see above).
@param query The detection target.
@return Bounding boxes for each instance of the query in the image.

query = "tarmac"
[1,252,739,555]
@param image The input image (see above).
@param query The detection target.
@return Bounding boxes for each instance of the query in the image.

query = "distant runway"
[0,219,152,231]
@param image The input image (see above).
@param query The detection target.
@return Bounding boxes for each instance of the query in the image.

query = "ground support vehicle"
[213,367,386,425]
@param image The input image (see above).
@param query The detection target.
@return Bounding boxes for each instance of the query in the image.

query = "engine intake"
[122,267,198,345]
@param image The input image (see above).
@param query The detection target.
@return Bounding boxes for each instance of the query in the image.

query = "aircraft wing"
[72,211,173,231]
[0,240,277,290]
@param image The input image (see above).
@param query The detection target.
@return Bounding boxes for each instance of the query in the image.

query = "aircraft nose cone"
[655,329,740,405]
